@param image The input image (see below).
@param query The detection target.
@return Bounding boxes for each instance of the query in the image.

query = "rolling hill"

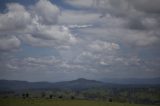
[0,78,160,91]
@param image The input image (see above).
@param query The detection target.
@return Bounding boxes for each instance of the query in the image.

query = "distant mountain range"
[101,77,160,84]
[0,78,160,91]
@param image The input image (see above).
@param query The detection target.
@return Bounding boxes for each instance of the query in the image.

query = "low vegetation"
[0,98,158,106]
[0,87,160,106]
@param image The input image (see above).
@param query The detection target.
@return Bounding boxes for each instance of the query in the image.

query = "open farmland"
[0,98,158,106]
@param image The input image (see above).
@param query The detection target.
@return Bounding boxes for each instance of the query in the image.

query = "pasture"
[0,98,158,106]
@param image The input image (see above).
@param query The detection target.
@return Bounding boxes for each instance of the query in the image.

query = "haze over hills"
[0,78,160,91]
[101,77,160,84]
[0,78,103,91]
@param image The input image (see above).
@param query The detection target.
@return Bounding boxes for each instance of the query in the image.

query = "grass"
[0,98,158,106]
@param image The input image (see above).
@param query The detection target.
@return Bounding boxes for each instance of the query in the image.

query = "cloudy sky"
[0,0,160,82]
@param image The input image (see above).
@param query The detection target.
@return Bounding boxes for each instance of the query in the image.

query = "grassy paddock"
[0,98,158,106]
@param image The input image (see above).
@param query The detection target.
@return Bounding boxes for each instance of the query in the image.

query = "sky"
[0,0,160,82]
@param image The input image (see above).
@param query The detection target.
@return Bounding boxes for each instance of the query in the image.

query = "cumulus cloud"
[64,0,131,17]
[124,31,158,46]
[129,0,160,13]
[59,10,100,25]
[0,0,77,50]
[64,0,160,14]
[0,36,20,51]
[32,0,60,25]
[24,56,60,66]
[21,25,77,48]
[0,0,160,81]
[73,40,120,68]
[0,3,31,32]
[78,28,159,46]
[63,0,160,47]
[64,0,94,8]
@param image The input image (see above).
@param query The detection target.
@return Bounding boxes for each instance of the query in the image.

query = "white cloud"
[0,36,20,51]
[6,64,18,70]
[74,40,120,67]
[32,25,75,41]
[59,10,100,25]
[0,0,160,80]
[68,24,92,29]
[32,0,60,25]
[0,0,77,50]
[125,31,158,46]
[89,40,120,52]
[0,3,31,32]
[21,25,77,48]
[129,0,160,13]
[64,0,132,17]
[64,0,94,8]
[24,56,60,66]
[96,14,127,28]
[79,28,159,46]
[142,17,159,29]
[64,0,160,15]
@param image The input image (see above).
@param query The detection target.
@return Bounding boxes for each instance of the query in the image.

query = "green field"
[0,98,158,106]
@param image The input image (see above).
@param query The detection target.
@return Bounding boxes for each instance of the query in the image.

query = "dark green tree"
[49,94,53,99]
